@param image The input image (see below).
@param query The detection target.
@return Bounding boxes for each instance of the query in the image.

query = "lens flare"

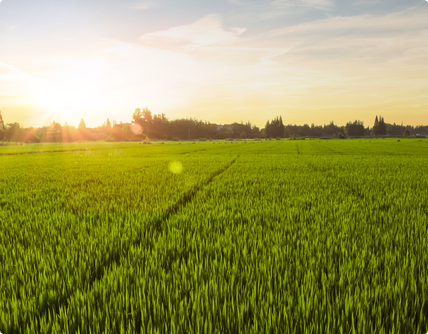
[169,161,183,174]
[131,123,143,135]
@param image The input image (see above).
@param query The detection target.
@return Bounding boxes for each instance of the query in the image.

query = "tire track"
[152,155,239,232]
[23,155,240,332]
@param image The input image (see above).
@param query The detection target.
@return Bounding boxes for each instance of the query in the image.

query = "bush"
[172,137,180,141]
[337,133,345,139]
[104,136,116,142]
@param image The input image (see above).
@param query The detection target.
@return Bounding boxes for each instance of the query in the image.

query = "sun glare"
[36,90,85,125]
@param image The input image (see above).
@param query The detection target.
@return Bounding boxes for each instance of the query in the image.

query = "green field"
[1,139,428,333]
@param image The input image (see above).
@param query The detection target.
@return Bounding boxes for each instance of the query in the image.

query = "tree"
[0,111,5,140]
[132,107,152,137]
[78,119,86,131]
[265,116,284,138]
[372,116,379,135]
[372,115,386,136]
[337,132,345,139]
[43,120,62,142]
[403,129,410,137]
[106,118,111,129]
[5,123,21,141]
[378,116,386,135]
[132,108,143,124]
[151,113,168,138]
[345,120,365,137]
[142,107,152,123]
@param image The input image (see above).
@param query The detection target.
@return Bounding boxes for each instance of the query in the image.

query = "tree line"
[0,109,425,143]
[265,115,423,138]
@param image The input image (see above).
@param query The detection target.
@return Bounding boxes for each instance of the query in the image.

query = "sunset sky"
[1,0,427,128]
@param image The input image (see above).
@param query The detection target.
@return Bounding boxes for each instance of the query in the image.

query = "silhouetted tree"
[345,120,365,137]
[3,109,426,143]
[78,119,86,131]
[43,121,62,142]
[5,123,21,141]
[372,115,386,136]
[78,118,87,140]
[62,123,79,142]
[265,116,284,138]
[132,107,153,137]
[151,113,168,138]
[372,115,379,135]
[378,116,386,135]
[0,111,5,140]
[386,123,402,135]
[403,129,410,137]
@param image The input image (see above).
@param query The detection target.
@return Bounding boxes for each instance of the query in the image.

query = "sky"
[0,0,427,128]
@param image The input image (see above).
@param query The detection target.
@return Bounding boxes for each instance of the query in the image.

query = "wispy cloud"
[0,61,30,77]
[271,7,428,37]
[265,7,428,67]
[0,95,25,99]
[140,14,246,50]
[271,0,335,11]
[352,0,383,6]
[223,0,336,24]
[130,1,155,10]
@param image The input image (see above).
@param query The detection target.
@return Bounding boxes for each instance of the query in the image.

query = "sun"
[36,90,80,124]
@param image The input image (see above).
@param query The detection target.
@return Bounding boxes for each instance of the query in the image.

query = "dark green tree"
[372,115,379,135]
[378,116,386,135]
[345,120,365,137]
[265,116,284,138]
[132,107,152,137]
[5,122,21,141]
[403,129,410,137]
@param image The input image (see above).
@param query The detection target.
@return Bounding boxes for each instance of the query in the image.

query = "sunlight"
[35,89,93,125]
[37,91,73,120]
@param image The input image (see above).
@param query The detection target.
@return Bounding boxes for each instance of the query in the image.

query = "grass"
[1,139,427,333]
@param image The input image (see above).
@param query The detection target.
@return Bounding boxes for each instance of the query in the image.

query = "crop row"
[1,141,428,333]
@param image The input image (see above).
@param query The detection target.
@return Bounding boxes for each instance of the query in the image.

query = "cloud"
[271,8,428,37]
[352,0,383,6]
[271,0,335,11]
[130,1,155,10]
[223,0,335,24]
[0,61,30,77]
[140,14,246,50]
[0,95,25,99]
[266,6,428,63]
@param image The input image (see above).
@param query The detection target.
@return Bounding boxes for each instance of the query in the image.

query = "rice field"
[1,139,428,333]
